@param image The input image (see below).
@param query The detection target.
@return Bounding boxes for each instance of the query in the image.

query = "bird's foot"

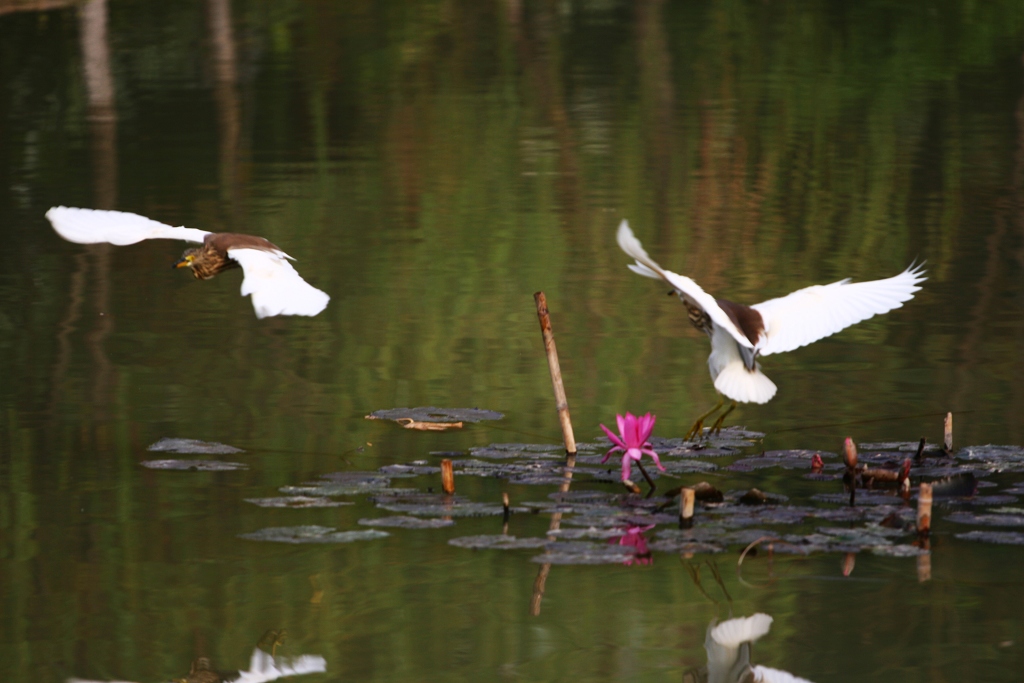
[683,419,705,442]
[708,401,737,435]
[708,415,726,435]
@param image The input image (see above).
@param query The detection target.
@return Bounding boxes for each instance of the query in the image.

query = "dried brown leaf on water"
[365,406,504,424]
[397,418,463,431]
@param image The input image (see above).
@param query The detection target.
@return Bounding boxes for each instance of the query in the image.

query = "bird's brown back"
[184,233,284,280]
[716,298,765,346]
[203,232,283,254]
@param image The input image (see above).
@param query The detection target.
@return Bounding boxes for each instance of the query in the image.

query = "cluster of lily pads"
[140,407,1024,566]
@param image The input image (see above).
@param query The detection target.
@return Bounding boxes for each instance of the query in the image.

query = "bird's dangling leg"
[258,629,287,656]
[708,400,737,435]
[684,397,724,441]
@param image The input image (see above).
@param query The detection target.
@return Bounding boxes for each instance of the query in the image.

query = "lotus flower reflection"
[600,412,665,482]
[611,524,655,565]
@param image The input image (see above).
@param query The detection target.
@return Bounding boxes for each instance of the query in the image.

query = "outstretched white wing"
[617,220,754,349]
[751,264,926,357]
[46,206,209,245]
[236,647,327,682]
[227,248,330,319]
[749,665,816,683]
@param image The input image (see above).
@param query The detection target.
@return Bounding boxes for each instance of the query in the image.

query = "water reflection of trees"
[3,1,1024,680]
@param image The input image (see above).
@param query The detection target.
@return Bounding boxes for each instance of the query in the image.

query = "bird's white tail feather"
[713,361,777,404]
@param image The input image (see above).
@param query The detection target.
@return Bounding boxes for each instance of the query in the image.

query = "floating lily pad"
[244,496,353,508]
[146,437,244,454]
[660,459,720,474]
[377,501,518,517]
[359,516,455,529]
[470,443,564,459]
[549,490,618,503]
[239,525,389,544]
[545,527,626,540]
[946,511,1024,527]
[281,472,396,497]
[956,530,1024,545]
[955,445,1024,472]
[945,495,1018,506]
[859,441,943,453]
[531,541,637,565]
[378,464,441,476]
[728,450,836,472]
[647,539,725,554]
[871,544,930,557]
[140,459,247,471]
[810,491,904,506]
[451,458,577,485]
[449,535,550,549]
[372,491,524,517]
[366,406,504,423]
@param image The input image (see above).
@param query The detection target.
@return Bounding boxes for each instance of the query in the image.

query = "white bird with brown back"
[617,220,925,439]
[46,207,329,319]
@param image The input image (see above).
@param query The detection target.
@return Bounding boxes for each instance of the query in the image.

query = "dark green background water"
[3,1,1024,681]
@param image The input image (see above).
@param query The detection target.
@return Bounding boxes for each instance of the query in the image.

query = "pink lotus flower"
[600,412,665,482]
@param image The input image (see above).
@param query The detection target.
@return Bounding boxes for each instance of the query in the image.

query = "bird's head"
[173,251,196,270]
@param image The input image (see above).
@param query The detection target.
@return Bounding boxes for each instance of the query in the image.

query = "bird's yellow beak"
[173,255,194,269]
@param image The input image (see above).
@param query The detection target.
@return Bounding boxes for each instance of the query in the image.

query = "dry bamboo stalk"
[917,552,932,583]
[943,412,953,453]
[679,487,695,529]
[440,458,455,495]
[534,292,577,455]
[917,482,933,538]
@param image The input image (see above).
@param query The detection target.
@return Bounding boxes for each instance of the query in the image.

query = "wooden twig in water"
[440,458,455,495]
[917,482,933,541]
[534,292,577,457]
[530,293,579,618]
[917,481,933,581]
[621,479,642,495]
[943,412,953,454]
[842,437,859,506]
[679,487,695,529]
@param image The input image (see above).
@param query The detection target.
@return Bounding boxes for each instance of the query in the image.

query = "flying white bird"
[617,220,925,438]
[46,206,330,319]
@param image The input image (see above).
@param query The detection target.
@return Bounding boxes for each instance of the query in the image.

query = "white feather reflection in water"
[693,613,813,683]
[66,646,327,683]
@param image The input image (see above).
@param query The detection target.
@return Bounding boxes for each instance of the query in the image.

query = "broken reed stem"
[914,437,927,464]
[534,292,577,456]
[917,482,933,539]
[502,492,510,523]
[943,412,953,454]
[679,487,695,529]
[440,458,455,495]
